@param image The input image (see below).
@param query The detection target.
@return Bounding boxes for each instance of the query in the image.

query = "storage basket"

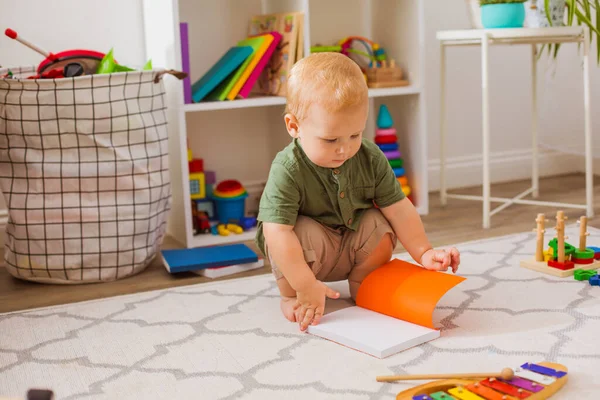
[0,66,172,283]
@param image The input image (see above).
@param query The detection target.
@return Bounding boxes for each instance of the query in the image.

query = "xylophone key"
[430,392,459,400]
[500,376,544,393]
[481,378,532,399]
[448,385,486,400]
[412,395,433,400]
[520,363,567,378]
[512,367,556,385]
[467,382,518,400]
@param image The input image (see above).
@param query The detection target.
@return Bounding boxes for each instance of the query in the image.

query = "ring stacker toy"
[377,361,568,400]
[520,211,600,277]
[5,28,106,76]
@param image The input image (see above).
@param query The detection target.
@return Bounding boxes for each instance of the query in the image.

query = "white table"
[437,27,594,228]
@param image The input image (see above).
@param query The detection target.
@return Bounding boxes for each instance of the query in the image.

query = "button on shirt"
[255,138,405,255]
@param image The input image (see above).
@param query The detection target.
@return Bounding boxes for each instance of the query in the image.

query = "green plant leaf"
[545,0,553,25]
[568,0,576,24]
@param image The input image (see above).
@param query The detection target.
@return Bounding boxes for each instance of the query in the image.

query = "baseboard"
[428,148,584,192]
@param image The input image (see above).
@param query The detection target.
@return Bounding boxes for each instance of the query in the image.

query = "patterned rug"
[1,225,599,400]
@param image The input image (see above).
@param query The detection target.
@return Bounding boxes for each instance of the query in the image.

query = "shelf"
[191,228,257,247]
[183,85,421,112]
[437,27,585,46]
[368,85,421,98]
[184,96,286,112]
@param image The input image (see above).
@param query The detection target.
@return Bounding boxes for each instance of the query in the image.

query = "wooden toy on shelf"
[366,59,408,88]
[520,211,600,277]
[382,361,568,400]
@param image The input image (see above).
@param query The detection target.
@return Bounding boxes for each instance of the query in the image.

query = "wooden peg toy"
[522,211,600,277]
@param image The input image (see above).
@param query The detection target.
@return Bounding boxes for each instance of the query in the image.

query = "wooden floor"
[1,173,597,314]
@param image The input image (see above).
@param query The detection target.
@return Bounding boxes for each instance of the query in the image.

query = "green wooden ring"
[574,248,595,260]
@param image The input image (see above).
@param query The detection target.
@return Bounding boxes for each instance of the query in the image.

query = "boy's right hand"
[294,280,340,331]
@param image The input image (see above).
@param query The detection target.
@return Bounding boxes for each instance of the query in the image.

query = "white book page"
[306,306,440,358]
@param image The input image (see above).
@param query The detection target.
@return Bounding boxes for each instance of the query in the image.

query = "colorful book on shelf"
[179,22,192,104]
[306,259,465,358]
[191,46,253,103]
[226,33,274,100]
[237,31,282,99]
[161,243,258,273]
[248,11,303,97]
[206,35,268,101]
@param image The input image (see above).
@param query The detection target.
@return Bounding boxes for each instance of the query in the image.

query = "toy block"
[520,259,575,277]
[574,248,595,259]
[573,257,594,265]
[574,269,597,281]
[389,158,404,168]
[375,134,397,145]
[376,127,396,136]
[587,246,600,259]
[189,172,206,199]
[205,170,216,185]
[393,167,405,177]
[589,275,600,286]
[238,216,257,230]
[194,198,215,219]
[377,104,394,128]
[378,143,399,152]
[548,259,575,271]
[189,158,204,173]
[383,150,401,160]
[548,238,575,257]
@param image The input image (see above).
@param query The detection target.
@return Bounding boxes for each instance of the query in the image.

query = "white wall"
[425,1,599,191]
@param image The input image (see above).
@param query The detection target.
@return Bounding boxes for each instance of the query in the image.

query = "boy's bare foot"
[280,296,298,322]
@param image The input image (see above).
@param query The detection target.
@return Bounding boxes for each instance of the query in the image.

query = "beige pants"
[267,208,397,285]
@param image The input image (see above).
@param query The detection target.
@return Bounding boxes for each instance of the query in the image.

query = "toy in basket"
[377,361,568,400]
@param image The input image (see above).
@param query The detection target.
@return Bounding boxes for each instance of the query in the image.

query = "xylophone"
[377,361,568,400]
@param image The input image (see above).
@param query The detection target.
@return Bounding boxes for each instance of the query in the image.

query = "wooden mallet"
[376,368,515,382]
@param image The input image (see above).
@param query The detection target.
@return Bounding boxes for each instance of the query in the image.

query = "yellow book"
[226,33,274,100]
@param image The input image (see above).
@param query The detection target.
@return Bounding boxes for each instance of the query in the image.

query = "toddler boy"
[255,52,460,332]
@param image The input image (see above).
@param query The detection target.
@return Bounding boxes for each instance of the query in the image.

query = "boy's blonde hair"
[286,52,368,121]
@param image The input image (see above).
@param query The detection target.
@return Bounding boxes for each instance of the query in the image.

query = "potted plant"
[480,0,528,28]
[528,0,600,62]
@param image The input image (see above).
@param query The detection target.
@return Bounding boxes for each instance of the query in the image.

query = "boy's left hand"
[420,248,460,273]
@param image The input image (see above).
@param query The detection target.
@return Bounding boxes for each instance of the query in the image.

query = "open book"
[306,259,466,358]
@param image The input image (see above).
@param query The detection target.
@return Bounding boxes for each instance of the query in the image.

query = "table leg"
[583,28,594,217]
[482,33,491,229]
[440,41,447,206]
[531,44,539,198]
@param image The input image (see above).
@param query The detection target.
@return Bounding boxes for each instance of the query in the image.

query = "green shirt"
[255,138,405,255]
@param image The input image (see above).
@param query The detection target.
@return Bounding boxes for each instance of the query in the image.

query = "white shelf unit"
[143,0,428,249]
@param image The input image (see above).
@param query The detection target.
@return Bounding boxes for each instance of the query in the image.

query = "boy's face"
[285,99,368,169]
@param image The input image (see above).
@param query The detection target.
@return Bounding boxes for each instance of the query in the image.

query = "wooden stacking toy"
[379,361,568,400]
[375,104,410,198]
[520,211,600,278]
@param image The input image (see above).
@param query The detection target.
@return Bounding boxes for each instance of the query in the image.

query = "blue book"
[191,46,253,102]
[161,243,258,273]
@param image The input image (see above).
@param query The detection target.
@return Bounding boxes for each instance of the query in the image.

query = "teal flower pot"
[481,3,525,28]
